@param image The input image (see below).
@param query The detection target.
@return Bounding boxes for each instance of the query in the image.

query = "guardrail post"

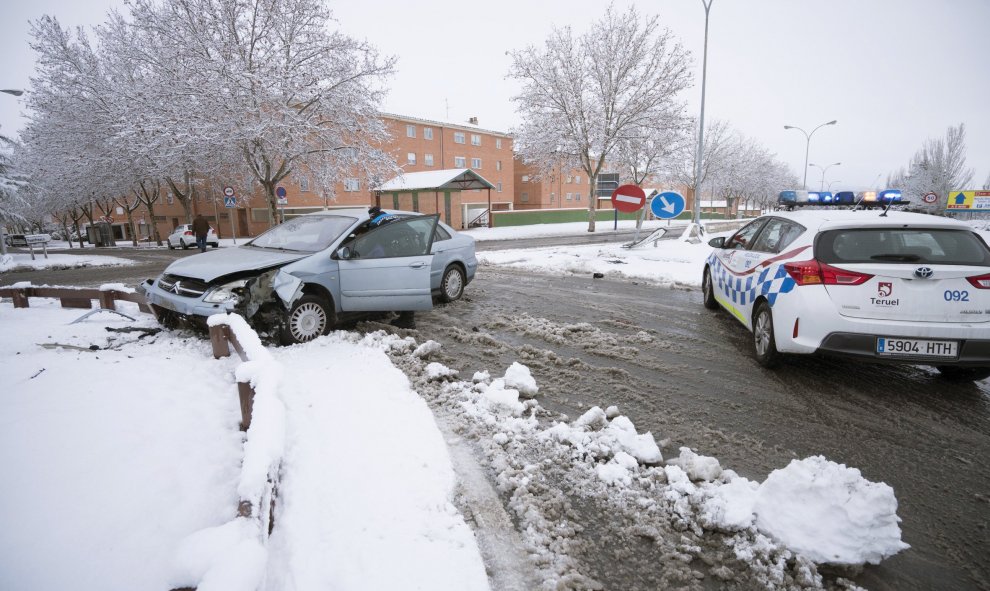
[99,290,117,311]
[238,381,254,431]
[209,324,231,359]
[12,288,30,308]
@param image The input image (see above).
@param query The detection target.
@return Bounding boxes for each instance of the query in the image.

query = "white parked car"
[702,209,990,381]
[166,224,219,249]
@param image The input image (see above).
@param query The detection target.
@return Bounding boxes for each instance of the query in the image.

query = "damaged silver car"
[144,208,477,344]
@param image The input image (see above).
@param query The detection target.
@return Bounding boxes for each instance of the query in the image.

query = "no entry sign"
[610,184,646,213]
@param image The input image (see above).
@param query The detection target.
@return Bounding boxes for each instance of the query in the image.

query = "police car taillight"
[784,260,873,286]
[967,273,990,289]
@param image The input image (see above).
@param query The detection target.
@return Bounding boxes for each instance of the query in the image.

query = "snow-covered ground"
[1,295,908,590]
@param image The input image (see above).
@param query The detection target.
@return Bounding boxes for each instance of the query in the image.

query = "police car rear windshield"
[816,229,990,266]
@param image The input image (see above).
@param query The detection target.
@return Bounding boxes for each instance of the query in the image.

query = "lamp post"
[784,119,837,189]
[809,161,840,192]
[0,89,24,96]
[691,0,714,226]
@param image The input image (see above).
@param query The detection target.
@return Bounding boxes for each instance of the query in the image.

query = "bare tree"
[509,3,693,231]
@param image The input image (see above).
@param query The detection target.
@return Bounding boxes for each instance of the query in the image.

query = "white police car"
[702,209,990,381]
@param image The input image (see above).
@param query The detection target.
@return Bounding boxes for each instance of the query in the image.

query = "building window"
[471,158,481,169]
[344,178,360,192]
[566,193,572,201]
[166,193,174,205]
[454,132,465,144]
[406,124,416,138]
[471,134,481,146]
[521,175,529,182]
[496,160,502,171]
[497,182,502,193]
[454,156,466,167]
[521,192,529,202]
[407,152,416,165]
[575,193,581,201]
[424,153,434,166]
[575,175,581,184]
[496,138,502,149]
[424,127,433,140]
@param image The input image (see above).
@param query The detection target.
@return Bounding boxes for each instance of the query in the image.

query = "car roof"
[766,209,970,232]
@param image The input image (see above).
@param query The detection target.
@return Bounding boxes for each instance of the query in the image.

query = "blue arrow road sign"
[224,196,237,208]
[650,191,686,219]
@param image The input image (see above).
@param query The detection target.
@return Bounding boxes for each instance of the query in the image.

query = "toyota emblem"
[914,267,934,279]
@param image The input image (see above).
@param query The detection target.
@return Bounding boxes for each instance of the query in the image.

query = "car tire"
[702,267,718,310]
[180,239,189,250]
[752,301,782,368]
[280,294,334,345]
[935,366,990,383]
[167,240,174,250]
[210,242,219,248]
[439,265,466,303]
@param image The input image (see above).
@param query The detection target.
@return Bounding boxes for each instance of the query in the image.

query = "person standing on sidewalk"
[191,214,210,253]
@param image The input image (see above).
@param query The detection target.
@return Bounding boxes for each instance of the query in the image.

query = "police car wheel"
[440,265,465,303]
[753,301,781,368]
[281,295,334,345]
[702,267,718,310]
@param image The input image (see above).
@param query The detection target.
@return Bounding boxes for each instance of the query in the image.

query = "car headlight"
[204,279,248,303]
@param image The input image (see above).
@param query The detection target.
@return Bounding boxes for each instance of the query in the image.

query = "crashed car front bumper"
[143,277,237,320]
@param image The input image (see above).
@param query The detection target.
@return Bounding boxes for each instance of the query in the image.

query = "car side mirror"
[708,236,726,248]
[336,246,352,260]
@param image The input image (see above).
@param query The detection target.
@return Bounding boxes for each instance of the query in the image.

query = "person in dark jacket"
[191,214,210,252]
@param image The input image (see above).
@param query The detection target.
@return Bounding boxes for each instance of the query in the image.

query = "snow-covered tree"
[509,3,693,231]
[126,0,398,226]
[888,123,973,213]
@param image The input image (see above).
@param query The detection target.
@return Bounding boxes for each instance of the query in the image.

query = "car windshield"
[817,228,990,266]
[247,215,357,253]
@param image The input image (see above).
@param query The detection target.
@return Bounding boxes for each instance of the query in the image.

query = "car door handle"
[409,262,427,269]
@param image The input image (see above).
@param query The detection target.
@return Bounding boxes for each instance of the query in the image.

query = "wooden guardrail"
[0,285,153,314]
[208,323,255,432]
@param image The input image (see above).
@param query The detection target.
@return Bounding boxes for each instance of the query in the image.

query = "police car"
[702,208,990,381]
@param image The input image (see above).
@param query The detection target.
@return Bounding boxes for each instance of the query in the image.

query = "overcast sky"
[2,0,987,191]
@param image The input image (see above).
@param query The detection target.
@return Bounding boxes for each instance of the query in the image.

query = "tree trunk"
[587,173,598,233]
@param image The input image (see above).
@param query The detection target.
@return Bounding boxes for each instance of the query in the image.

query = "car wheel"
[167,240,174,250]
[752,301,781,368]
[702,267,718,310]
[439,265,466,303]
[210,242,219,248]
[935,366,990,383]
[180,239,189,250]
[280,294,334,345]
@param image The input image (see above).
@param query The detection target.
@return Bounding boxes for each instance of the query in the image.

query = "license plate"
[876,337,958,358]
[150,292,178,312]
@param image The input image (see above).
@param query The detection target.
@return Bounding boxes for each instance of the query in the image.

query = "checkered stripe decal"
[707,254,796,307]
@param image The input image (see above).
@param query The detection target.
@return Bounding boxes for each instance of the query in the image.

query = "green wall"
[491,208,703,227]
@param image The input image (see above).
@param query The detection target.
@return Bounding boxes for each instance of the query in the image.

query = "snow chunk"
[502,362,538,398]
[574,406,608,430]
[413,340,442,358]
[475,379,525,415]
[699,477,759,531]
[604,416,662,464]
[471,370,491,383]
[667,447,722,482]
[425,362,458,380]
[100,283,135,293]
[595,451,639,487]
[753,456,910,565]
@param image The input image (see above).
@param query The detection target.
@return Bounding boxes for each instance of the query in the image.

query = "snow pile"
[753,456,910,565]
[0,252,135,272]
[397,351,909,588]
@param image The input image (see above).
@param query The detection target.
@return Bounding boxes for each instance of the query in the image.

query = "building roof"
[380,113,512,138]
[376,168,495,192]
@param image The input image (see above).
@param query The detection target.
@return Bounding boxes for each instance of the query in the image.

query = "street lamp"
[691,0,714,226]
[784,119,837,189]
[0,89,24,96]
[809,162,841,192]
